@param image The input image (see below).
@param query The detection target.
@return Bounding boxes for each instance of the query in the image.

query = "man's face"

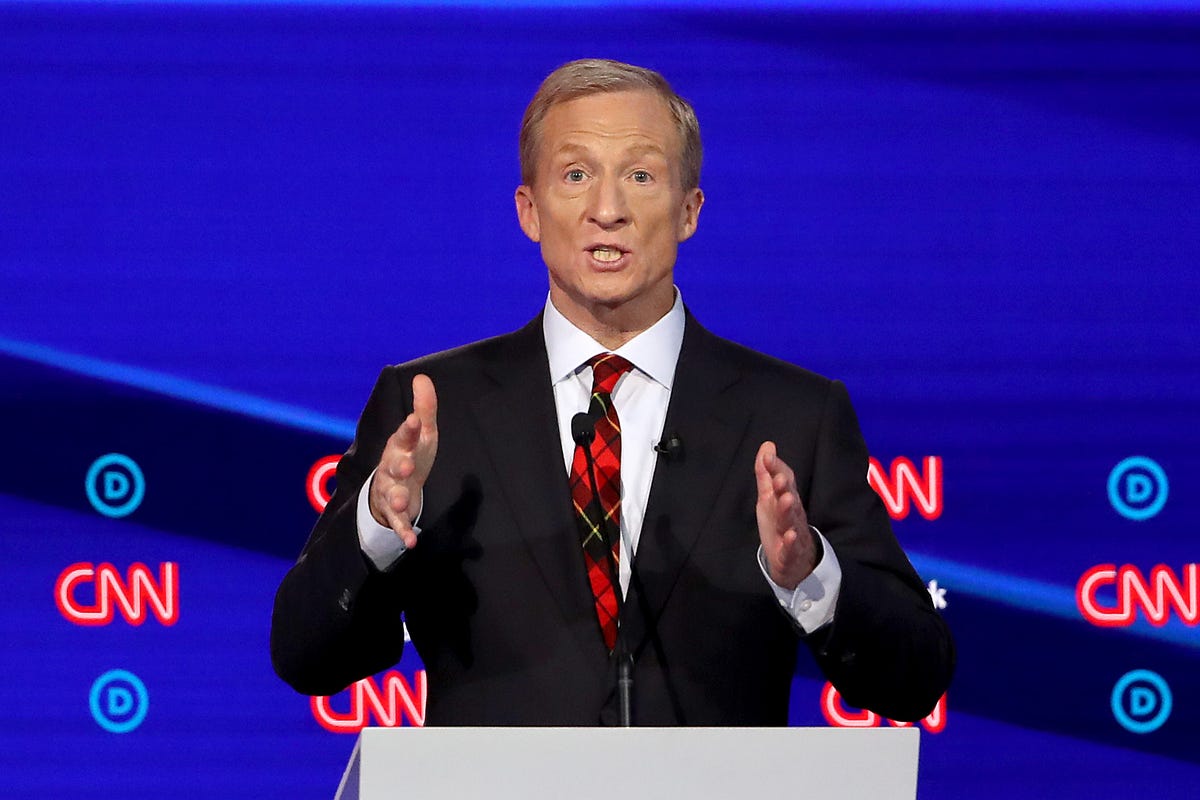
[515,90,703,334]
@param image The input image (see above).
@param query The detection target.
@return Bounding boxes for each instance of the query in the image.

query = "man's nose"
[587,176,629,228]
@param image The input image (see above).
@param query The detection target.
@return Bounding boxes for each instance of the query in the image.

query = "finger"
[412,374,438,437]
[386,506,420,551]
[755,441,776,500]
[388,412,422,456]
[384,483,411,516]
[379,451,411,483]
[381,508,418,550]
[755,442,783,551]
[777,489,795,518]
[374,484,417,548]
[369,472,405,532]
[778,528,803,568]
[390,452,415,481]
[766,448,795,484]
[398,527,418,550]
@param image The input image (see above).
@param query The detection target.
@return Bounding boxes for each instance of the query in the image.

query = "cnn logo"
[55,562,179,626]
[1077,564,1197,627]
[868,457,943,521]
[820,682,946,734]
[311,670,427,733]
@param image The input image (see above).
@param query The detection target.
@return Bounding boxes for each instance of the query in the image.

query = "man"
[271,59,953,726]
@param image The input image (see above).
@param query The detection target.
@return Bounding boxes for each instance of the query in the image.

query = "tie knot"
[587,353,634,396]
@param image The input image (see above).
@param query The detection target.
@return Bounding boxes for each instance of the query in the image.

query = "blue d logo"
[85,454,145,518]
[1107,457,1167,521]
[89,669,149,733]
[1111,670,1171,734]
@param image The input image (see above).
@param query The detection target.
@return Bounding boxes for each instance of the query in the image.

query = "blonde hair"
[519,59,703,190]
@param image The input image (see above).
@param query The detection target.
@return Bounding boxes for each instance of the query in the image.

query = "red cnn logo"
[307,455,341,513]
[868,457,943,521]
[55,562,179,626]
[311,670,427,733]
[1077,564,1198,627]
[820,682,946,734]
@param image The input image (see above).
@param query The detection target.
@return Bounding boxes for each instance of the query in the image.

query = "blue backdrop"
[2,1,1198,797]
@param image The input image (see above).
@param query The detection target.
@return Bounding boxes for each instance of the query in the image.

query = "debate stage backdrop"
[2,1,1198,797]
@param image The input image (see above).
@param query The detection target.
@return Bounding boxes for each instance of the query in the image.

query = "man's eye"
[631,170,652,183]
[566,169,586,182]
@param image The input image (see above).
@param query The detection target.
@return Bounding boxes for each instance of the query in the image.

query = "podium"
[334,727,920,800]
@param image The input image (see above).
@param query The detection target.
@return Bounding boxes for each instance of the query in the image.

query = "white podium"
[334,726,920,800]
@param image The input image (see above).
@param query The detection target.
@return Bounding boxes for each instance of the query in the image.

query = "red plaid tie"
[570,353,634,651]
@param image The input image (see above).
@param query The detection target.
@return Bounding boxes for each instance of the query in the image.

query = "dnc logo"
[90,669,149,733]
[1108,457,1167,521]
[1112,670,1172,734]
[85,454,145,518]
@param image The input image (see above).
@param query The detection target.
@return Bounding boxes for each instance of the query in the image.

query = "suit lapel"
[623,313,753,651]
[466,312,755,665]
[468,317,603,657]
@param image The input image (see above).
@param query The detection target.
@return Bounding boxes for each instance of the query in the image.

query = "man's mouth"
[589,246,625,263]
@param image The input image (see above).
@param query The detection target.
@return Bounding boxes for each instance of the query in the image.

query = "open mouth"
[589,246,626,263]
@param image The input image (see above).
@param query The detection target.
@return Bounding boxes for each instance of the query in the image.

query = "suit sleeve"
[270,367,414,696]
[801,380,955,722]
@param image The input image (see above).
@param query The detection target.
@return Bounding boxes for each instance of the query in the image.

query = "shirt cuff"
[356,468,420,571]
[757,526,842,634]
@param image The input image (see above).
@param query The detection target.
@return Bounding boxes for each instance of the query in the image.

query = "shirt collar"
[543,289,685,389]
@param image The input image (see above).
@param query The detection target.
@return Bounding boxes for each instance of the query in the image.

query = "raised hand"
[755,440,818,590]
[368,374,439,549]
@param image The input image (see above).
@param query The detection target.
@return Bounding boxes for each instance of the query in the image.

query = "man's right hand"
[368,374,438,549]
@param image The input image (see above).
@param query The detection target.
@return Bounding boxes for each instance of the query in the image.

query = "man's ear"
[515,185,541,243]
[677,187,704,243]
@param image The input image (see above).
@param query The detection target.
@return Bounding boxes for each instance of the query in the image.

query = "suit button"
[338,589,353,612]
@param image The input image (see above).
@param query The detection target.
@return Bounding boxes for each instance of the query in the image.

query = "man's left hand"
[755,441,818,590]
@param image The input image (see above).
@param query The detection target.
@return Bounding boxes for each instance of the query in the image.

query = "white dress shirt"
[356,290,841,633]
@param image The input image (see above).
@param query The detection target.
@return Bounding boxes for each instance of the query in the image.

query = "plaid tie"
[570,353,634,651]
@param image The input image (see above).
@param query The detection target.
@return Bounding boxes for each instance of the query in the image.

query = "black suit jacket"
[271,312,954,725]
